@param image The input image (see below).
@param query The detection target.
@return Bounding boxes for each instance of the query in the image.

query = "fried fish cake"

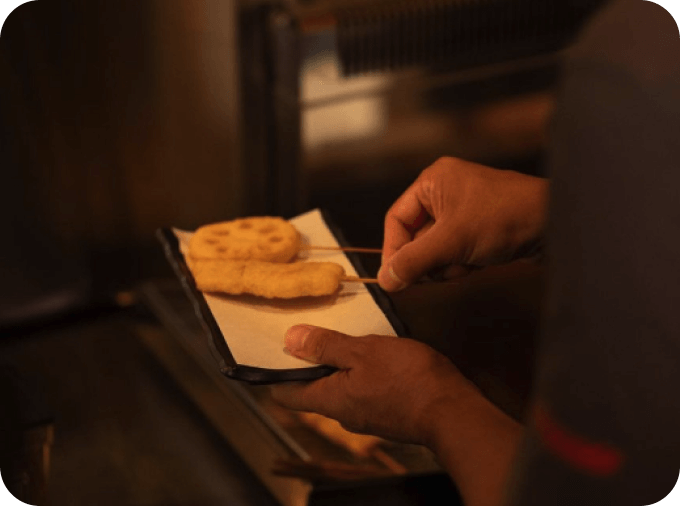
[190,259,345,298]
[189,217,300,263]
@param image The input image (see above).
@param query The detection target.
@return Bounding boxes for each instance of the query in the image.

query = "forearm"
[425,389,524,506]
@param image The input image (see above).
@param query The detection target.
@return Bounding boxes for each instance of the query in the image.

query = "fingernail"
[284,324,314,352]
[378,265,407,292]
[388,267,407,291]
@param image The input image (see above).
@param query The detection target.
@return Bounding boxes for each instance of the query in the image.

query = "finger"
[284,325,361,369]
[413,219,435,240]
[382,187,431,265]
[379,220,457,289]
[270,372,347,415]
[427,263,477,281]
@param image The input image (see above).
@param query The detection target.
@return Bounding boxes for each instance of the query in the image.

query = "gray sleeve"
[506,2,680,505]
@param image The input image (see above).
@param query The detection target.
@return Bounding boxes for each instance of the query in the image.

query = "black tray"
[156,210,408,384]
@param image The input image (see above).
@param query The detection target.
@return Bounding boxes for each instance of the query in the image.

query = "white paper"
[174,209,397,369]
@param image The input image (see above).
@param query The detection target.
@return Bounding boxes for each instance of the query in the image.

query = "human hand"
[378,157,548,291]
[270,325,479,446]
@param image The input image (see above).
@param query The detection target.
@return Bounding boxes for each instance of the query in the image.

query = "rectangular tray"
[156,210,408,384]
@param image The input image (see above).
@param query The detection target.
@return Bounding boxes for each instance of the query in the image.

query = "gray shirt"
[508,1,680,504]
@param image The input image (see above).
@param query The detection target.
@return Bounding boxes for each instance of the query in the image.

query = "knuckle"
[347,343,367,363]
[307,328,332,359]
[308,328,348,364]
[343,336,374,363]
[384,205,397,224]
[430,156,454,172]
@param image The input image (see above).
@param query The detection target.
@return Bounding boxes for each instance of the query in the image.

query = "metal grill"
[335,0,606,75]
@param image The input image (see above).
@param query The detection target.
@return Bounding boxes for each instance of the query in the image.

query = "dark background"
[0,1,573,504]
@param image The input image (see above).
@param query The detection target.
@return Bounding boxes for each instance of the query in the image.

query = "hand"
[270,325,479,446]
[378,157,548,291]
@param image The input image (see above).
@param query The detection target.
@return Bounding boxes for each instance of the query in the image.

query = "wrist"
[507,173,549,263]
[422,386,523,506]
[419,381,481,450]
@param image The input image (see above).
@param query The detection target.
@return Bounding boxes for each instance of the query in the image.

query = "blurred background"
[1,0,243,319]
[0,1,606,504]
[0,0,607,316]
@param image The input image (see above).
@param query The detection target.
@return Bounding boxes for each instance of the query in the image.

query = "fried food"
[191,259,345,298]
[189,216,300,263]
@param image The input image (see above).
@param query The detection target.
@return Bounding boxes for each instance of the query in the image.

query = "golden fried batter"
[191,259,345,298]
[189,216,300,263]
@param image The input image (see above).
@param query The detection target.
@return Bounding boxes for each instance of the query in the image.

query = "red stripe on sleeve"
[533,403,625,477]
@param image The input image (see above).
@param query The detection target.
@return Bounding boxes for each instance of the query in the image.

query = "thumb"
[378,220,460,291]
[284,325,358,368]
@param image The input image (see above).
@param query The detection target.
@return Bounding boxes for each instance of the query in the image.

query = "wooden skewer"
[302,245,382,254]
[343,277,463,287]
[342,276,379,284]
